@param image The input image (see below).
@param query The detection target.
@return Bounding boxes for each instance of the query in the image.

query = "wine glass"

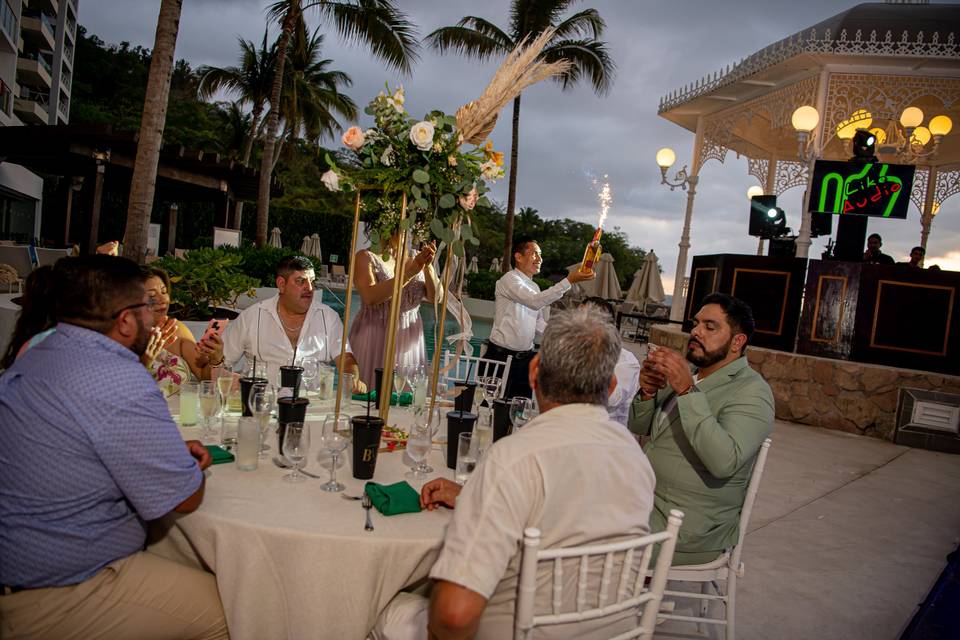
[281,422,311,483]
[405,411,435,481]
[198,381,220,442]
[319,415,350,492]
[411,367,428,410]
[476,375,500,426]
[249,383,277,457]
[300,357,319,396]
[509,397,533,432]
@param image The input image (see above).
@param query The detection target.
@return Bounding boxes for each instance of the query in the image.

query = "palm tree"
[255,0,420,247]
[197,30,276,228]
[272,22,357,168]
[122,0,183,262]
[198,30,277,168]
[426,2,615,272]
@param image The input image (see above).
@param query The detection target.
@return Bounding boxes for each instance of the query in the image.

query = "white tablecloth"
[151,399,454,640]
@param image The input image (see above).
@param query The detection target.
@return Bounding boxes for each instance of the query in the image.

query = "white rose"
[321,169,340,192]
[409,121,435,152]
[480,160,503,180]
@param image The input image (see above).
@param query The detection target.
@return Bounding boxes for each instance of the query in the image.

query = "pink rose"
[459,186,478,211]
[342,126,365,151]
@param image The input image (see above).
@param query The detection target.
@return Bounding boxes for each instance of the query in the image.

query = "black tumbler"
[492,399,512,442]
[239,377,268,417]
[374,368,385,404]
[277,397,309,456]
[352,415,384,479]
[454,382,476,413]
[279,365,304,397]
[446,410,477,469]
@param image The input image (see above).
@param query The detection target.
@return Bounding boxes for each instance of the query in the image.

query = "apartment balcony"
[0,0,16,53]
[17,54,52,88]
[14,89,49,124]
[31,0,60,14]
[21,10,56,50]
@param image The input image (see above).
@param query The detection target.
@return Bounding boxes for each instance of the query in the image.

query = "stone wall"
[747,348,960,441]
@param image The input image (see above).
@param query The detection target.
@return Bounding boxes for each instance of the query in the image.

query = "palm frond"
[424,24,512,62]
[542,38,615,95]
[550,8,604,41]
[312,0,419,74]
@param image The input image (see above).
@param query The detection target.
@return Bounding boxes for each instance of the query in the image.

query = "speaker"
[749,196,786,239]
[768,237,797,257]
[811,211,833,238]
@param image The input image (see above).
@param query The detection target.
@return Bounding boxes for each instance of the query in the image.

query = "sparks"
[596,175,612,229]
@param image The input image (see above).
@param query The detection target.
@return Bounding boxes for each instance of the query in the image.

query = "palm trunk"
[233,103,263,229]
[255,4,299,247]
[122,0,182,263]
[502,93,521,273]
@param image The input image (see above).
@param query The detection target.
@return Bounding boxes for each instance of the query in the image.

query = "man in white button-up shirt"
[217,256,365,391]
[581,297,641,426]
[486,236,594,397]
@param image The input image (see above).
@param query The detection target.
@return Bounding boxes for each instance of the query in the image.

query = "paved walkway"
[656,419,960,640]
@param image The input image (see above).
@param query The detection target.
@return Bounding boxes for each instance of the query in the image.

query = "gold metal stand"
[334,192,363,419]
[377,193,409,422]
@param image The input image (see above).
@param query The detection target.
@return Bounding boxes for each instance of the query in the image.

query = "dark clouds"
[82,1,960,284]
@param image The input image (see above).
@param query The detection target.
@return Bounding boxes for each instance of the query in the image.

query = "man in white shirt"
[581,297,641,426]
[486,236,594,398]
[371,306,655,640]
[211,256,365,391]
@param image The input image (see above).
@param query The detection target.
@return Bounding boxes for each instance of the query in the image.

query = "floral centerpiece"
[321,84,504,257]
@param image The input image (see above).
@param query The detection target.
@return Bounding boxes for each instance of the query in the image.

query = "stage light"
[852,128,877,161]
[869,127,887,145]
[767,208,778,218]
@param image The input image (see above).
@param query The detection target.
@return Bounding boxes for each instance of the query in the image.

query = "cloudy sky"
[83,0,960,291]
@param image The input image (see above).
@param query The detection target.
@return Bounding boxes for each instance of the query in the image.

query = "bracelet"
[676,383,695,397]
[209,357,225,367]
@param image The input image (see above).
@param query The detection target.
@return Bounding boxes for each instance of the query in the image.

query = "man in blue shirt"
[0,255,228,639]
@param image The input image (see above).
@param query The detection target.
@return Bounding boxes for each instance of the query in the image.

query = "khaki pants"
[0,551,229,640]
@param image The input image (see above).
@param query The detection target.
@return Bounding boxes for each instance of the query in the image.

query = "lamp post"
[747,185,765,255]
[657,146,699,321]
[791,105,821,258]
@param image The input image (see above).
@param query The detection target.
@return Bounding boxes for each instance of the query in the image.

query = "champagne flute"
[216,372,234,417]
[319,415,350,492]
[281,422,310,483]
[509,397,533,432]
[198,380,219,442]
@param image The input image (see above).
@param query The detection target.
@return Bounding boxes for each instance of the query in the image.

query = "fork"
[362,494,374,532]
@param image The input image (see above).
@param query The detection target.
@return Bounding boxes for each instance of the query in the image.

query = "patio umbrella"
[592,253,622,300]
[467,256,479,274]
[309,233,322,260]
[626,250,666,307]
[269,227,282,248]
[489,257,501,271]
[300,236,311,254]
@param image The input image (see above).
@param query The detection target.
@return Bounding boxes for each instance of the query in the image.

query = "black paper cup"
[352,416,384,479]
[276,397,309,456]
[446,410,477,469]
[454,382,476,413]
[280,365,304,396]
[239,376,268,417]
[492,399,512,442]
[374,368,385,405]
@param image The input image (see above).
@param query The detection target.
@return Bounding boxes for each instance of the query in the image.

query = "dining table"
[150,394,456,640]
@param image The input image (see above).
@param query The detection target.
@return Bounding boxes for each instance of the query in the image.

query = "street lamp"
[791,105,820,162]
[656,146,699,320]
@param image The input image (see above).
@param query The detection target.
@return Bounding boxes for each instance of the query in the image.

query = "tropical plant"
[273,21,357,168]
[123,0,183,263]
[425,1,615,272]
[256,0,421,247]
[154,248,259,320]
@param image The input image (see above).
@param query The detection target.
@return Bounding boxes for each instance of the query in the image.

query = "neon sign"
[809,160,915,220]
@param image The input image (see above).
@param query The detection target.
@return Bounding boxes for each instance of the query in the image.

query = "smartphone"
[199,318,229,345]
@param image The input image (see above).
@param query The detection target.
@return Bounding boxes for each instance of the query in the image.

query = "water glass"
[406,411,436,480]
[221,415,239,451]
[339,372,355,406]
[317,364,335,401]
[509,397,534,432]
[474,421,493,457]
[236,417,260,471]
[180,382,198,427]
[319,415,350,492]
[198,381,219,441]
[300,357,319,395]
[281,422,310,483]
[411,370,428,410]
[249,383,277,457]
[455,432,478,485]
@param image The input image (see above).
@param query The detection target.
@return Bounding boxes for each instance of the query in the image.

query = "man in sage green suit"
[629,293,773,565]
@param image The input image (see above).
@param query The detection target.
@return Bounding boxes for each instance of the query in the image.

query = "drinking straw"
[252,356,257,379]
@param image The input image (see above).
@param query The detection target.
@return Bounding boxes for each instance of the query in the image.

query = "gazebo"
[656,0,959,319]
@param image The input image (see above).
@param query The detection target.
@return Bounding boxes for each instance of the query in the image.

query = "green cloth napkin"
[351,390,415,406]
[205,445,235,465]
[364,481,422,515]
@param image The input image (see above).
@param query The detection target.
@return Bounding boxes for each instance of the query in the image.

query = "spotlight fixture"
[852,128,877,162]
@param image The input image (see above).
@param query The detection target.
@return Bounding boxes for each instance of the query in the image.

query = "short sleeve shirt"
[0,324,202,587]
[429,404,656,639]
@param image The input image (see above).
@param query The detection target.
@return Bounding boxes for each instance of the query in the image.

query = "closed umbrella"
[467,256,479,274]
[489,257,501,271]
[626,251,665,308]
[300,236,311,254]
[592,253,622,300]
[269,227,283,248]
[309,233,322,260]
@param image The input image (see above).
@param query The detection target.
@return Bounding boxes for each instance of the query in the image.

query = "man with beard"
[629,292,773,565]
[215,255,365,392]
[0,255,228,638]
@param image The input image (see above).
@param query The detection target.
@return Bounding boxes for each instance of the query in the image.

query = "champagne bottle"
[579,228,603,273]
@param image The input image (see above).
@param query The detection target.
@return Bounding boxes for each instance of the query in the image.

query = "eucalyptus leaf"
[411,185,421,199]
[438,193,456,209]
[399,217,412,230]
[477,196,491,208]
[413,169,430,184]
[430,217,446,238]
[416,198,429,210]
[451,240,464,258]
[468,236,480,246]
[460,224,474,240]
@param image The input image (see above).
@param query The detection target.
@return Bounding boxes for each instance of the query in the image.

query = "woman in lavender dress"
[349,235,439,388]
